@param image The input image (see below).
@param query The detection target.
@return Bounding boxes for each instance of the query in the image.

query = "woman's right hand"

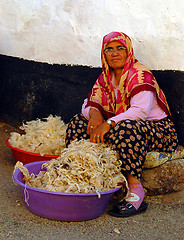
[87,108,104,135]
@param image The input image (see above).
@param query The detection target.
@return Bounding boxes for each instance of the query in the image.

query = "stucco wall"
[0,0,184,70]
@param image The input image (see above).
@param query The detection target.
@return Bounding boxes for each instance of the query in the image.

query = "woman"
[65,32,178,217]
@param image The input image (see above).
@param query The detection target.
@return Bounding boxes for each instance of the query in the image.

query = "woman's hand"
[90,121,111,143]
[87,108,104,135]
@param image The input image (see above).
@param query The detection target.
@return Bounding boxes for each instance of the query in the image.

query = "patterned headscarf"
[86,32,171,119]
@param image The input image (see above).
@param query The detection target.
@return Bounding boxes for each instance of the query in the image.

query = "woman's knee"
[65,114,89,146]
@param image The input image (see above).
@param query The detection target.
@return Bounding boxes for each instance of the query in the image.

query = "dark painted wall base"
[0,55,184,144]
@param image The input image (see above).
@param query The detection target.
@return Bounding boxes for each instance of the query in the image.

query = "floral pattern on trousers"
[65,114,178,179]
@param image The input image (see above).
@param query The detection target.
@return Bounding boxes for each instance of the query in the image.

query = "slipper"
[107,200,148,217]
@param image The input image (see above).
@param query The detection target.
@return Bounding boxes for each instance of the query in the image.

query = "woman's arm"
[81,99,110,143]
[109,91,154,123]
[81,91,160,143]
[82,91,154,122]
[81,98,91,120]
[87,108,104,135]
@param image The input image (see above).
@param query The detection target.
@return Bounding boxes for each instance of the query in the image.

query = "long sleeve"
[81,98,98,120]
[81,91,167,123]
[110,91,153,122]
[110,91,167,123]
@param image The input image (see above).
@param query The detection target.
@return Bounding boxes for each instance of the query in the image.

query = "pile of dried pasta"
[14,139,127,194]
[9,115,67,156]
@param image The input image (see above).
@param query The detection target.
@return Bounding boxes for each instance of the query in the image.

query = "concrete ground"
[0,122,184,240]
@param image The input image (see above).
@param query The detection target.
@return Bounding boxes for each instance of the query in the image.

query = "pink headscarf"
[86,32,172,119]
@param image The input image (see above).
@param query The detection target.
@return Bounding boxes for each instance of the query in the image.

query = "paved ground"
[0,122,184,240]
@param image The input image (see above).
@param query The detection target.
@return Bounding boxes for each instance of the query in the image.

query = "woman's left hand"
[90,122,111,143]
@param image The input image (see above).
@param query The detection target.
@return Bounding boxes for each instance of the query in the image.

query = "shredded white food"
[113,228,121,234]
[14,139,127,194]
[9,115,67,156]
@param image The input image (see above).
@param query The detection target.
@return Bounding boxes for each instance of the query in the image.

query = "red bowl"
[5,138,60,164]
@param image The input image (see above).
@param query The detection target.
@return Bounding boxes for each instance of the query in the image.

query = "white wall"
[0,0,184,70]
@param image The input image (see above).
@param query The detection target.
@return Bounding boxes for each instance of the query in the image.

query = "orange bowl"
[5,138,60,164]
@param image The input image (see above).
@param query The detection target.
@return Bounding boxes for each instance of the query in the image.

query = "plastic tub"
[6,138,60,164]
[13,161,120,221]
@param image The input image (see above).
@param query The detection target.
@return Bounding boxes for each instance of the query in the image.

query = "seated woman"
[65,31,178,217]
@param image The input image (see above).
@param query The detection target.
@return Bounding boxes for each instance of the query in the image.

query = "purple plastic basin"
[13,161,120,221]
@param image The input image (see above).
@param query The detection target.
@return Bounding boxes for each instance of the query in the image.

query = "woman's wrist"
[89,108,103,121]
[106,119,116,128]
[105,119,116,130]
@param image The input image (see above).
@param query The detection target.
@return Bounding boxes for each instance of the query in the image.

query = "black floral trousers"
[65,114,178,179]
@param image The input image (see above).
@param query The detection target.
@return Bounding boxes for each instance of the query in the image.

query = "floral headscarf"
[86,32,172,119]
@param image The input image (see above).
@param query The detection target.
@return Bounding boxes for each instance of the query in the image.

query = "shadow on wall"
[0,55,184,144]
[0,55,101,124]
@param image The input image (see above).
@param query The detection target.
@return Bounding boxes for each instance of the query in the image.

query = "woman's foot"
[125,183,145,210]
[108,183,147,217]
[107,200,148,217]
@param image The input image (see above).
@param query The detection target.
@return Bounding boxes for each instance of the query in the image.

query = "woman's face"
[104,40,127,70]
